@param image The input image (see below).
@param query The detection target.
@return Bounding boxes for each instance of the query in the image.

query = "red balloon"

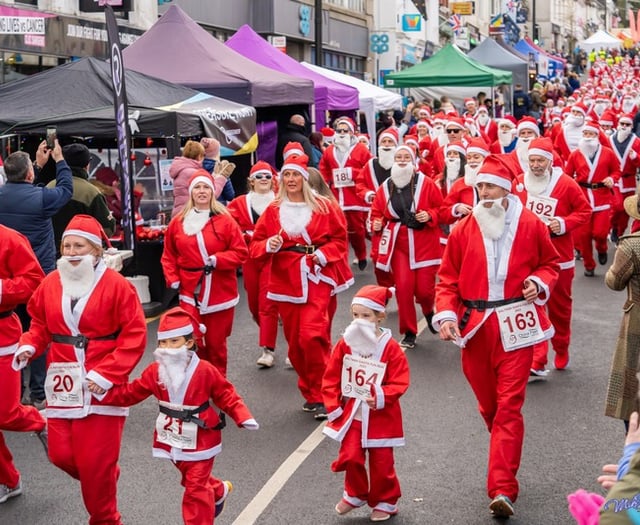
[130,153,136,161]
[143,156,152,166]
[146,137,153,147]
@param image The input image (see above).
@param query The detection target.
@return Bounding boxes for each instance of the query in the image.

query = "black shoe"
[584,269,595,277]
[313,405,328,420]
[36,426,48,455]
[302,402,324,413]
[598,252,608,265]
[611,230,619,244]
[575,249,582,261]
[357,259,368,271]
[425,312,438,334]
[400,332,416,349]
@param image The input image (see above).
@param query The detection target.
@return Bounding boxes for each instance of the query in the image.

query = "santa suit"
[439,176,479,226]
[106,353,255,525]
[565,145,621,271]
[370,173,443,335]
[322,330,409,514]
[433,197,560,503]
[319,141,373,262]
[227,193,278,350]
[609,132,640,237]
[162,213,248,375]
[355,158,394,288]
[490,137,517,154]
[250,197,353,405]
[0,226,45,490]
[18,261,147,525]
[553,124,583,163]
[512,169,591,369]
[477,118,498,145]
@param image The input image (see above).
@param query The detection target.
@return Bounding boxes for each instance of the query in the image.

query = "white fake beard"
[622,102,635,113]
[154,346,190,395]
[279,199,312,238]
[343,318,378,358]
[431,126,446,141]
[250,191,275,216]
[617,128,632,142]
[477,114,489,126]
[524,169,550,195]
[333,135,351,152]
[378,147,395,170]
[446,159,461,180]
[464,164,480,186]
[182,208,210,236]
[390,163,414,188]
[578,137,599,158]
[593,103,607,116]
[473,198,507,240]
[516,138,532,168]
[57,255,97,300]
[498,130,515,147]
[567,115,585,128]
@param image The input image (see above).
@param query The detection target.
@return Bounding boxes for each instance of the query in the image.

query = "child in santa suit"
[95,307,259,525]
[322,285,410,522]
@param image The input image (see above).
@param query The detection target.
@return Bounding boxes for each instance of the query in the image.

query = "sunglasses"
[253,174,272,180]
[620,123,632,127]
[335,129,350,134]
[446,128,462,134]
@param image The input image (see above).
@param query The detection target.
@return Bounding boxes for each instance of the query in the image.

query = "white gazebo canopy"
[580,30,622,52]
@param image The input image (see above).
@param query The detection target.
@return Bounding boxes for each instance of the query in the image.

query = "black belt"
[460,296,525,330]
[52,332,118,349]
[0,309,14,319]
[183,264,214,275]
[158,401,226,431]
[578,182,607,189]
[282,244,318,255]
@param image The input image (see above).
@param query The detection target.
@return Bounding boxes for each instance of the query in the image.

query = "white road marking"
[231,423,326,524]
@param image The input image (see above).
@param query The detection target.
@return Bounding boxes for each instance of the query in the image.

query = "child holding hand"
[89,307,258,524]
[322,285,410,522]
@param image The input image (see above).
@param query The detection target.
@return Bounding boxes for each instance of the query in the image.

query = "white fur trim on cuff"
[170,281,180,290]
[314,249,327,266]
[86,370,113,391]
[241,418,259,430]
[12,344,35,371]
[431,310,458,331]
[555,216,566,235]
[373,384,385,410]
[528,275,550,305]
[208,255,217,268]
[327,406,343,422]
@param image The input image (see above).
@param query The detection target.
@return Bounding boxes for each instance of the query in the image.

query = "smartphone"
[46,127,57,149]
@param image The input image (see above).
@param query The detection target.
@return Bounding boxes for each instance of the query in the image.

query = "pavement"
[1,245,626,524]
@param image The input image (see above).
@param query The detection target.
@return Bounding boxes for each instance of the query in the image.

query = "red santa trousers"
[532,267,575,369]
[610,187,630,237]
[278,281,332,404]
[576,210,610,271]
[345,210,368,262]
[242,258,278,349]
[181,303,234,377]
[48,414,125,525]
[461,316,533,502]
[331,419,401,511]
[0,354,46,487]
[175,458,226,524]
[390,228,437,335]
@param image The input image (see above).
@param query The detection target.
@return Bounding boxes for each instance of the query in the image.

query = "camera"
[404,212,425,230]
[46,127,57,149]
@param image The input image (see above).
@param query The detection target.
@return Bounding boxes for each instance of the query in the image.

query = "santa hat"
[62,214,112,248]
[283,141,305,161]
[250,160,277,179]
[394,145,416,163]
[358,133,370,146]
[335,117,356,133]
[599,110,617,127]
[418,106,431,117]
[464,97,476,107]
[280,153,309,180]
[465,137,490,157]
[619,113,634,125]
[517,116,540,136]
[432,112,447,124]
[157,306,206,341]
[188,169,216,194]
[379,127,399,145]
[476,105,489,114]
[582,117,600,134]
[527,137,554,161]
[476,155,513,192]
[571,102,588,115]
[498,116,517,128]
[320,127,335,142]
[445,141,466,156]
[403,134,419,151]
[351,284,394,312]
[445,117,465,130]
[416,119,430,129]
[200,137,220,159]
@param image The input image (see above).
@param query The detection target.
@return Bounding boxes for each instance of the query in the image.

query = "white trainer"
[256,348,275,368]
[0,479,22,504]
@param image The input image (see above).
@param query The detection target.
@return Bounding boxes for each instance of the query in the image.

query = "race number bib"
[155,412,198,450]
[45,362,84,408]
[378,228,391,256]
[526,194,558,224]
[495,301,545,351]
[332,167,354,188]
[341,354,387,401]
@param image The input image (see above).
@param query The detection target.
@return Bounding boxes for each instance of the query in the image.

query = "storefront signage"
[451,2,474,16]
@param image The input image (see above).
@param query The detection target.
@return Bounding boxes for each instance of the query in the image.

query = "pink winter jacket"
[169,156,226,218]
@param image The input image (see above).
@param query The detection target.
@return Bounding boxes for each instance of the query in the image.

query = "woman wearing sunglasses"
[227,161,280,369]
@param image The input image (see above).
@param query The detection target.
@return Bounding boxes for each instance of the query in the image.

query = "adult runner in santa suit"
[433,155,560,519]
[0,225,45,504]
[14,215,147,525]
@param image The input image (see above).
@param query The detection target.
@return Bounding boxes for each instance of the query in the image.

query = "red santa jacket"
[249,197,353,303]
[609,133,640,193]
[106,353,255,462]
[512,168,592,269]
[19,262,146,418]
[439,177,478,226]
[564,145,621,212]
[162,212,248,314]
[319,142,373,211]
[355,158,389,204]
[370,173,443,271]
[227,193,263,243]
[477,118,498,145]
[0,226,44,353]
[322,330,409,448]
[433,197,560,347]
